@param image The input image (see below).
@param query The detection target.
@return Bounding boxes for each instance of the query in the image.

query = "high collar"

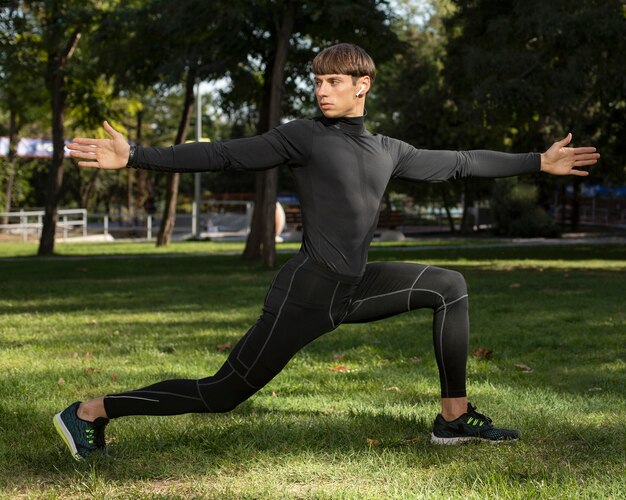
[321,114,367,136]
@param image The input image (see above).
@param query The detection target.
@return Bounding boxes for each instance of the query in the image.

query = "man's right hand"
[68,121,131,169]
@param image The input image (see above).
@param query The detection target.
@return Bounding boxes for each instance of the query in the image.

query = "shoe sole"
[430,433,519,445]
[53,412,83,461]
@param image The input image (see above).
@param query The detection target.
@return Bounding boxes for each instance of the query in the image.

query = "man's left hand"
[540,133,600,176]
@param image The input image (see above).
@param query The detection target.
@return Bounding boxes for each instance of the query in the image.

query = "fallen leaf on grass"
[366,438,380,446]
[111,374,119,382]
[57,377,65,385]
[272,391,278,397]
[90,319,98,325]
[515,363,534,373]
[83,367,102,374]
[403,436,420,444]
[384,386,401,392]
[84,352,93,360]
[333,353,345,361]
[510,283,521,288]
[216,342,232,352]
[70,352,79,359]
[472,347,493,360]
[328,365,351,373]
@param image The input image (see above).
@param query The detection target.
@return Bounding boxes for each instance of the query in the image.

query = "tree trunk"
[242,52,275,261]
[38,22,80,256]
[242,0,296,267]
[156,70,196,246]
[570,178,582,232]
[134,110,146,225]
[559,182,567,229]
[459,181,474,235]
[439,184,457,234]
[126,161,133,225]
[79,168,99,207]
[2,108,18,227]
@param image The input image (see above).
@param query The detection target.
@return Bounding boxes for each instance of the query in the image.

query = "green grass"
[0,237,503,258]
[1,242,625,498]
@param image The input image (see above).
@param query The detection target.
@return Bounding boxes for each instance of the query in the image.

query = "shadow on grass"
[2,251,625,490]
[2,393,625,488]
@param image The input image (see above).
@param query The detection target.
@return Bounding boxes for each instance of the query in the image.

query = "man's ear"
[356,76,371,96]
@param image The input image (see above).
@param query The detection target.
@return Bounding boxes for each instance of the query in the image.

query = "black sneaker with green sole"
[431,403,520,445]
[53,401,109,460]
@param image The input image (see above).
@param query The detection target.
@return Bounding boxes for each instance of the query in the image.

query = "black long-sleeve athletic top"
[129,115,540,277]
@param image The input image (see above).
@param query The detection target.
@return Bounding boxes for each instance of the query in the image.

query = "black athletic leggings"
[103,253,469,418]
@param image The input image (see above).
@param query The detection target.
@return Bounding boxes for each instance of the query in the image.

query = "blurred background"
[1,0,624,260]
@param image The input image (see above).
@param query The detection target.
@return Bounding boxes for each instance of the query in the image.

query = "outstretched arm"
[68,120,310,172]
[390,133,599,182]
[540,133,599,176]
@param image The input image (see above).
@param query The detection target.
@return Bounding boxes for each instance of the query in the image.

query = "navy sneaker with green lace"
[431,403,520,445]
[53,401,109,460]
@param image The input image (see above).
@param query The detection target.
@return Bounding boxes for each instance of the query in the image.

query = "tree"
[94,0,251,246]
[369,0,475,232]
[444,0,626,230]
[0,4,47,224]
[29,0,82,254]
[241,0,296,267]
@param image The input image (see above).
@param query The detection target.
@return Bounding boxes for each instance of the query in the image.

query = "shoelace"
[467,404,493,425]
[85,428,96,446]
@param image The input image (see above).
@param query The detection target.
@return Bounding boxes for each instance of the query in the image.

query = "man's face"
[314,74,366,118]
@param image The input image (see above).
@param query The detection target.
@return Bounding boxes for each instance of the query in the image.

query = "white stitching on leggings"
[236,259,292,368]
[328,281,341,329]
[117,389,202,401]
[106,395,160,403]
[407,265,430,311]
[404,287,449,394]
[445,294,468,308]
[196,379,212,410]
[244,257,309,378]
[351,287,412,306]
[236,323,257,370]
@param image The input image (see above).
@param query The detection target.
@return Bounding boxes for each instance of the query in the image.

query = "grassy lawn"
[1,242,624,498]
[0,237,503,258]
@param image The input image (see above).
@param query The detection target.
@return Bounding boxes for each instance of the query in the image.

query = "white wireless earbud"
[356,85,365,97]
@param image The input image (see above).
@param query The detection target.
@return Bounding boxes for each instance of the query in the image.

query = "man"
[56,43,599,460]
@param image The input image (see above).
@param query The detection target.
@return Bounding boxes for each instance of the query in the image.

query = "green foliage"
[444,0,626,183]
[491,178,560,237]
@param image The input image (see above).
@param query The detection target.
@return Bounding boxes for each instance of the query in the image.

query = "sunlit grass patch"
[0,244,624,498]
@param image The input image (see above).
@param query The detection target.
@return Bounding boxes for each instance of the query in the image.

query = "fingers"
[70,150,97,160]
[103,120,120,139]
[569,169,590,177]
[570,146,597,154]
[71,137,105,146]
[557,133,572,146]
[572,152,600,162]
[573,159,598,167]
[68,143,97,153]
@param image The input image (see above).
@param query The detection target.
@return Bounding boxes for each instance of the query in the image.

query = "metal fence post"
[20,209,27,242]
[147,215,152,239]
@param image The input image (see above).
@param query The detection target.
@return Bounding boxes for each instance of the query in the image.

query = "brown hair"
[312,43,376,84]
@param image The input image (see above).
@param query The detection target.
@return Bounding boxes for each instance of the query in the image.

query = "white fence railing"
[0,202,253,242]
[0,209,87,242]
